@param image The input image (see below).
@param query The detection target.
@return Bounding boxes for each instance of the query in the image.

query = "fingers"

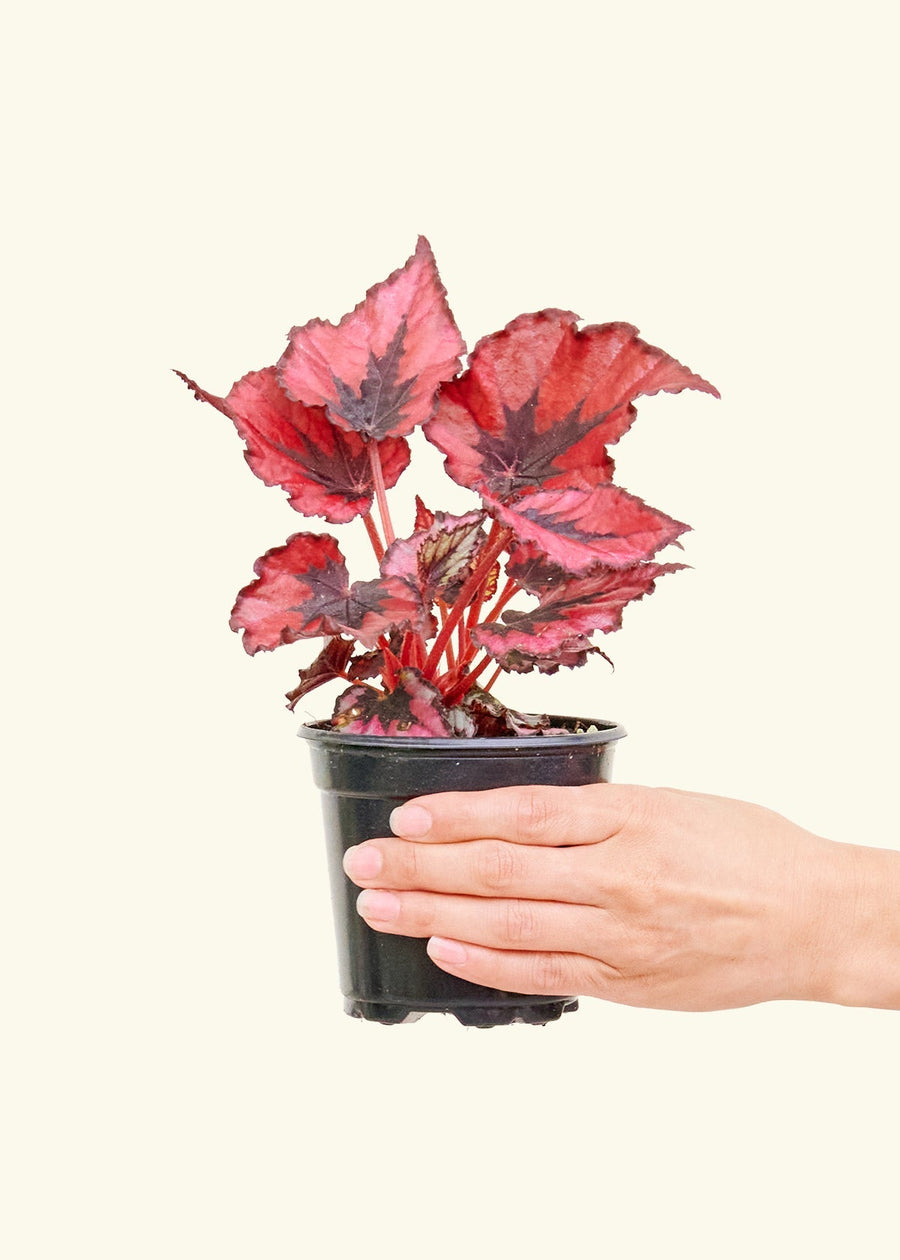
[425,938,610,999]
[388,783,637,848]
[355,887,612,955]
[343,835,593,904]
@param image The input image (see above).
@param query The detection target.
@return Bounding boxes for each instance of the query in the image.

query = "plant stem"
[423,525,512,678]
[481,576,519,627]
[367,442,395,546]
[377,635,399,689]
[456,617,467,667]
[482,664,503,693]
[443,653,498,706]
[362,512,385,562]
[437,602,456,670]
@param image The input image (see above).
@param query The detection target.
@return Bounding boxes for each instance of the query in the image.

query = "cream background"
[4,1,899,1257]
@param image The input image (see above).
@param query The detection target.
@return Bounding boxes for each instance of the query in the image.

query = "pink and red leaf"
[427,310,718,499]
[332,668,457,736]
[472,558,684,670]
[176,367,410,524]
[278,237,465,441]
[483,485,689,573]
[230,533,426,654]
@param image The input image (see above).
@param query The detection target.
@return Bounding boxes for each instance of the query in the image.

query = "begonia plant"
[178,237,718,737]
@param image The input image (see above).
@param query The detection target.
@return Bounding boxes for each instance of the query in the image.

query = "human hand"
[342,784,900,1011]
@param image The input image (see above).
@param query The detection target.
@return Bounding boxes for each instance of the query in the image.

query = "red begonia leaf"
[332,668,455,736]
[472,560,684,669]
[380,511,489,606]
[426,310,718,499]
[483,486,688,573]
[476,634,605,676]
[502,542,571,594]
[176,367,410,524]
[285,636,355,710]
[230,532,426,654]
[346,647,387,682]
[277,237,465,441]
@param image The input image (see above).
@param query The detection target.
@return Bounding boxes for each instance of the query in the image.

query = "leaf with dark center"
[426,309,718,498]
[380,511,489,606]
[332,668,455,736]
[483,486,689,574]
[176,367,410,523]
[285,637,354,710]
[277,236,465,440]
[230,532,427,654]
[472,561,684,669]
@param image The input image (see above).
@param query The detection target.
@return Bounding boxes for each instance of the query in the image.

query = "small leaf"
[230,532,427,654]
[483,486,689,573]
[380,510,489,606]
[427,310,718,498]
[458,690,555,736]
[278,237,465,440]
[285,637,354,710]
[332,668,455,736]
[346,647,386,682]
[176,367,410,524]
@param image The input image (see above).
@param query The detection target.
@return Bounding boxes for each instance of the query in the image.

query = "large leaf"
[277,237,465,441]
[230,533,426,654]
[332,668,456,736]
[483,485,688,573]
[473,558,684,666]
[380,510,489,607]
[176,367,410,524]
[427,310,718,498]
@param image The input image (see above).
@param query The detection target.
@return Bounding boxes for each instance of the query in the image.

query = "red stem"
[438,602,456,670]
[377,635,399,689]
[362,512,385,562]
[423,526,511,678]
[443,653,499,707]
[456,617,467,667]
[482,576,519,626]
[367,443,395,546]
[482,664,503,694]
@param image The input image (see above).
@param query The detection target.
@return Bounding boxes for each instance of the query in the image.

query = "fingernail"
[390,804,432,837]
[343,845,383,880]
[357,889,400,923]
[427,937,468,966]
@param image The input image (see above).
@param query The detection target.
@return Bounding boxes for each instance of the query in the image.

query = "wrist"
[803,841,900,1009]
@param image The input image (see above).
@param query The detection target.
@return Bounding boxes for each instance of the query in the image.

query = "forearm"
[814,842,900,1010]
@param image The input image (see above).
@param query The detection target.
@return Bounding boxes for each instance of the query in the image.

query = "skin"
[342,784,900,1012]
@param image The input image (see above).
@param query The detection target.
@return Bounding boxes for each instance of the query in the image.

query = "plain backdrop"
[4,1,898,1257]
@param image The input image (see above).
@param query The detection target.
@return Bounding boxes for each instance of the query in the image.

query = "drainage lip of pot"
[298,716,626,1026]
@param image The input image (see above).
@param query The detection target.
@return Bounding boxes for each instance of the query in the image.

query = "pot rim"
[297,715,626,752]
